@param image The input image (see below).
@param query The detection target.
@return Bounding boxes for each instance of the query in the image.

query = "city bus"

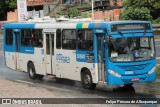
[3,21,156,90]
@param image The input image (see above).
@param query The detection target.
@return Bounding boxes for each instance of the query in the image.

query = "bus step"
[47,74,56,79]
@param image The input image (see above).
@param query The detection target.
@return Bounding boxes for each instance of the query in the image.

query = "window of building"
[62,29,76,50]
[56,29,61,49]
[6,29,13,45]
[77,30,93,51]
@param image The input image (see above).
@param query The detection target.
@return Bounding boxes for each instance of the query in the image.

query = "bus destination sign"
[111,23,151,32]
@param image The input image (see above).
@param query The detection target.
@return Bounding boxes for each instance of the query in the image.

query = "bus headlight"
[108,69,121,77]
[148,66,156,74]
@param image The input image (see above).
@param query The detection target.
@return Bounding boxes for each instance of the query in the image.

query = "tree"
[0,0,17,12]
[66,8,78,18]
[0,0,17,20]
[120,0,160,22]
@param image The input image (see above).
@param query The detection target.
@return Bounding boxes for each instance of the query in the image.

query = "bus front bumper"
[107,71,156,85]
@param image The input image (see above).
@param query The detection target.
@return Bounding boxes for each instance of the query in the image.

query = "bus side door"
[44,30,56,75]
[94,29,106,83]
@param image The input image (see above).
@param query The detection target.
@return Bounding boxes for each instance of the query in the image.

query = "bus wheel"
[36,74,44,80]
[28,63,36,80]
[81,70,96,90]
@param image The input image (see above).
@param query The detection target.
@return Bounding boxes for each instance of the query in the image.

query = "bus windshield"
[109,36,155,62]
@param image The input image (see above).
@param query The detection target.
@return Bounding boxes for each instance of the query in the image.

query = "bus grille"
[117,63,150,71]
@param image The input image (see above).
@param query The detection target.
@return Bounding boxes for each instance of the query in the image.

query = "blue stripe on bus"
[4,46,34,54]
[100,23,108,29]
[19,46,34,54]
[111,33,153,38]
[88,23,95,29]
[4,24,35,29]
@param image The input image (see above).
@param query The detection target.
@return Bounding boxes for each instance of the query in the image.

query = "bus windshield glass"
[109,36,155,62]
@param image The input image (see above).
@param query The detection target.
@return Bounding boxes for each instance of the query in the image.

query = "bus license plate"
[132,78,139,81]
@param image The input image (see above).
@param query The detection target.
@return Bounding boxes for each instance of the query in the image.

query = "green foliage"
[156,65,160,79]
[152,17,160,24]
[120,0,160,23]
[7,0,17,9]
[80,12,89,18]
[75,4,91,9]
[66,8,78,18]
[0,0,17,13]
[120,7,152,21]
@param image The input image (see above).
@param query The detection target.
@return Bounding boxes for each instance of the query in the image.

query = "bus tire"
[28,63,36,80]
[56,78,63,83]
[81,70,96,90]
[36,74,44,80]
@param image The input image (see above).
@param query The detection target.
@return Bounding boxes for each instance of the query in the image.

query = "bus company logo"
[56,54,70,63]
[77,54,85,59]
[95,29,104,33]
[2,99,11,104]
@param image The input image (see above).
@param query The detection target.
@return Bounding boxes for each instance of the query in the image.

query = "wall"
[93,9,122,21]
[7,9,18,21]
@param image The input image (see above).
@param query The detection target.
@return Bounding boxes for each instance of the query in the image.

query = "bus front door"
[45,33,55,75]
[5,29,20,70]
[97,34,106,83]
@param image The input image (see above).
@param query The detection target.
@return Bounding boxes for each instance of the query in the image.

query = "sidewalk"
[0,77,111,107]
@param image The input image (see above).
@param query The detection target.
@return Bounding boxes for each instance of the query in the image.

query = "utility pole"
[92,0,94,20]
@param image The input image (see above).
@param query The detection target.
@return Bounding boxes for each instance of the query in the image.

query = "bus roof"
[4,20,151,29]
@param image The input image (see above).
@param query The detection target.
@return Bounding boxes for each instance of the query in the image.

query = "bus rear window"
[6,29,13,45]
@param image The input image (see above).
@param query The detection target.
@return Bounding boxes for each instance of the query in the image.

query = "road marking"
[15,80,33,85]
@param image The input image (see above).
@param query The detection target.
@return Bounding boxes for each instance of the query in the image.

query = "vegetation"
[74,4,91,9]
[120,0,160,23]
[0,0,17,12]
[66,8,78,18]
[0,0,17,20]
[156,65,160,79]
[64,4,91,18]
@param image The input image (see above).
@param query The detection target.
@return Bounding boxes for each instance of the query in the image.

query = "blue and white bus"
[4,21,156,90]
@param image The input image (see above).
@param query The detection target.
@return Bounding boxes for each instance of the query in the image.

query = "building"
[93,0,123,20]
[6,0,123,22]
[7,0,55,21]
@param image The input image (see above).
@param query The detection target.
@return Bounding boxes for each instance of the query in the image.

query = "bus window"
[21,29,32,46]
[6,29,13,45]
[77,30,93,51]
[32,29,43,48]
[56,29,61,49]
[62,29,76,50]
[46,34,50,55]
[52,34,54,55]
